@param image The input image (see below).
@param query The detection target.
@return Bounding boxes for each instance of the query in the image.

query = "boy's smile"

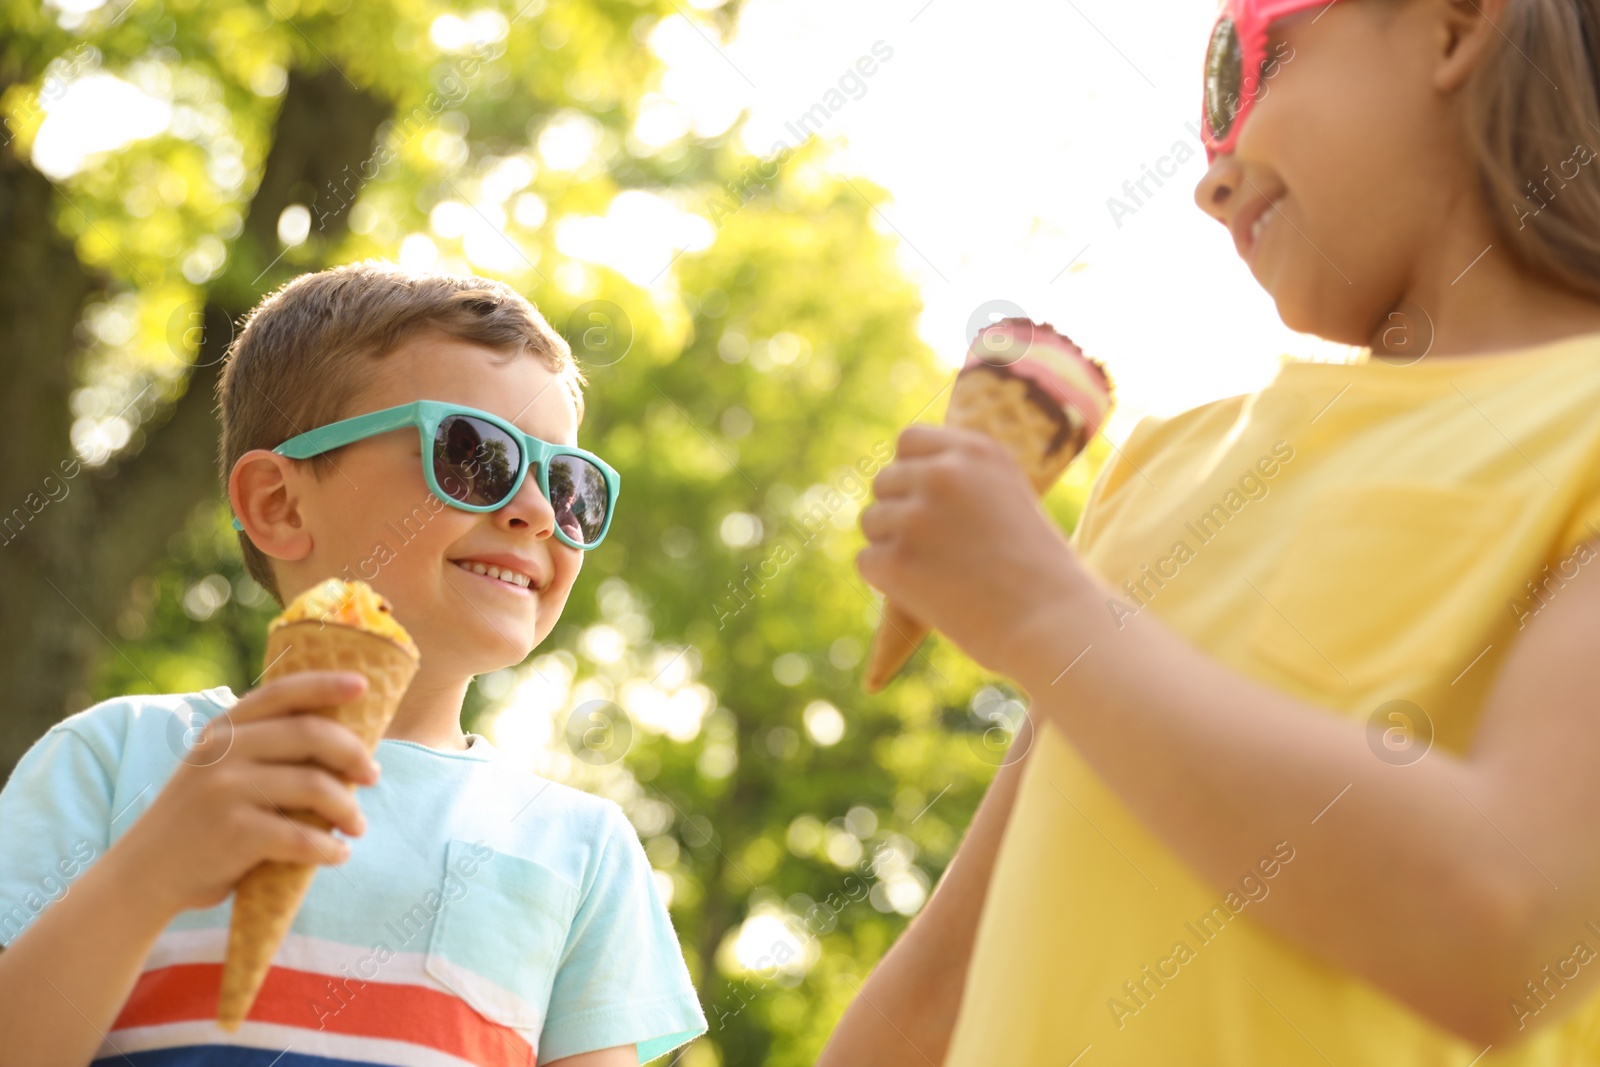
[449,556,541,591]
[266,329,585,684]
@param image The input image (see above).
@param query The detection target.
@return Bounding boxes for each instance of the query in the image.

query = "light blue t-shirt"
[0,687,707,1065]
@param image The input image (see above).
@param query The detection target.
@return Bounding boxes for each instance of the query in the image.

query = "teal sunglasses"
[231,401,620,551]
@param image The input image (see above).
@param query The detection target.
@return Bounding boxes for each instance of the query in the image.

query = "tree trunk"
[0,65,390,781]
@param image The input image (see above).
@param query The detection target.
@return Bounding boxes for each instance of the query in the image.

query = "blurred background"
[0,0,1361,1062]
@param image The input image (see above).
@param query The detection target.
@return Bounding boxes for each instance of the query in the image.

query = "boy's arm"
[0,831,183,1067]
[535,805,706,1064]
[860,423,1600,1047]
[0,672,379,1067]
[817,742,1029,1067]
[542,1046,636,1067]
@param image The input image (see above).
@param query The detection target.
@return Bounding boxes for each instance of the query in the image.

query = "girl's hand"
[857,424,1087,681]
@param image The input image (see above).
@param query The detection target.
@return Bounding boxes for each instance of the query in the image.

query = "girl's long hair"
[1469,0,1600,298]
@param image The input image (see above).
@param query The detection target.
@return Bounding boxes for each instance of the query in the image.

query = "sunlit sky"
[34,0,1366,445]
[712,0,1364,442]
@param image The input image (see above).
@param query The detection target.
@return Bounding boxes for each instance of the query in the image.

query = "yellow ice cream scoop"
[219,577,419,1031]
[269,577,418,657]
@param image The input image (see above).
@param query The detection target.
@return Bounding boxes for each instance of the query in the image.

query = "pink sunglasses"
[1202,0,1341,161]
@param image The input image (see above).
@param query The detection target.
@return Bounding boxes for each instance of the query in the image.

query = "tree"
[0,2,1111,1063]
[0,0,675,773]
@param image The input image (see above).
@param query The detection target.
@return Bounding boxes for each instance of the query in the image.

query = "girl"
[829,0,1600,1063]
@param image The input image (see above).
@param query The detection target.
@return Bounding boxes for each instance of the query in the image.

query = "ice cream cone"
[862,321,1113,692]
[216,608,419,1031]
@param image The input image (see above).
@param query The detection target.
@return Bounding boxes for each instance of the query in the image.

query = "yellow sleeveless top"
[946,333,1600,1065]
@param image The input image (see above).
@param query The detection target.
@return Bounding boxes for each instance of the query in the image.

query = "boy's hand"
[115,671,382,918]
[857,425,1088,680]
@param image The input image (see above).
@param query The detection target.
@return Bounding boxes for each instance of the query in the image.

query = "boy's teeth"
[455,560,532,588]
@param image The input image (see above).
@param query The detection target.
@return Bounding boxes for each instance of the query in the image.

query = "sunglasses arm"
[274,403,426,460]
[229,403,427,531]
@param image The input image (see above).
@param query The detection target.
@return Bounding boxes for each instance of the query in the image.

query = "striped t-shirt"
[0,687,707,1065]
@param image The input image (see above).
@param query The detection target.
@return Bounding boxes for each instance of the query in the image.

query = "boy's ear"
[229,450,313,562]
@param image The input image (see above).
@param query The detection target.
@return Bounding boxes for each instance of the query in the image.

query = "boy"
[0,261,707,1066]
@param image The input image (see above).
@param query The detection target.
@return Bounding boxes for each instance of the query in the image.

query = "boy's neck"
[382,672,474,751]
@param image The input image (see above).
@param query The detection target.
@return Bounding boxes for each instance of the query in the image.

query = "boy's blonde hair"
[1469,0,1600,298]
[216,261,587,606]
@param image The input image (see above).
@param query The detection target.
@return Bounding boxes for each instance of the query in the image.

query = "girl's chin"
[1263,278,1326,337]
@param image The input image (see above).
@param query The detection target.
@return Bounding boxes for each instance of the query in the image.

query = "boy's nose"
[1194,153,1242,227]
[497,467,558,539]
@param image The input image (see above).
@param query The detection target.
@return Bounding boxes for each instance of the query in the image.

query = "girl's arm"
[817,741,1030,1067]
[859,425,1600,1047]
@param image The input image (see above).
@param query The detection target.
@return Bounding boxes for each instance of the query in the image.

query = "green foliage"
[8,1,1111,1062]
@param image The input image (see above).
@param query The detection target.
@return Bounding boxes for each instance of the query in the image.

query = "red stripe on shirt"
[112,963,536,1066]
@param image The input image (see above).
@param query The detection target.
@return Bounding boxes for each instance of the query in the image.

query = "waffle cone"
[863,368,1090,692]
[216,621,419,1031]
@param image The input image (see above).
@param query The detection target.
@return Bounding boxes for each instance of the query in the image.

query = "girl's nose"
[1194,152,1243,227]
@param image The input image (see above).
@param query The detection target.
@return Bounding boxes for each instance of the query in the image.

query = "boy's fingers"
[229,716,379,785]
[249,809,353,867]
[214,671,368,730]
[248,764,367,838]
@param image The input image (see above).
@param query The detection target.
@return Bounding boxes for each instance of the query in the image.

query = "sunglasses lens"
[434,415,521,507]
[548,454,610,546]
[1204,16,1242,144]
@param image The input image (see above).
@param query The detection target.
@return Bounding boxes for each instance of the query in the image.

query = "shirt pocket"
[1245,482,1519,694]
[424,838,581,1032]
